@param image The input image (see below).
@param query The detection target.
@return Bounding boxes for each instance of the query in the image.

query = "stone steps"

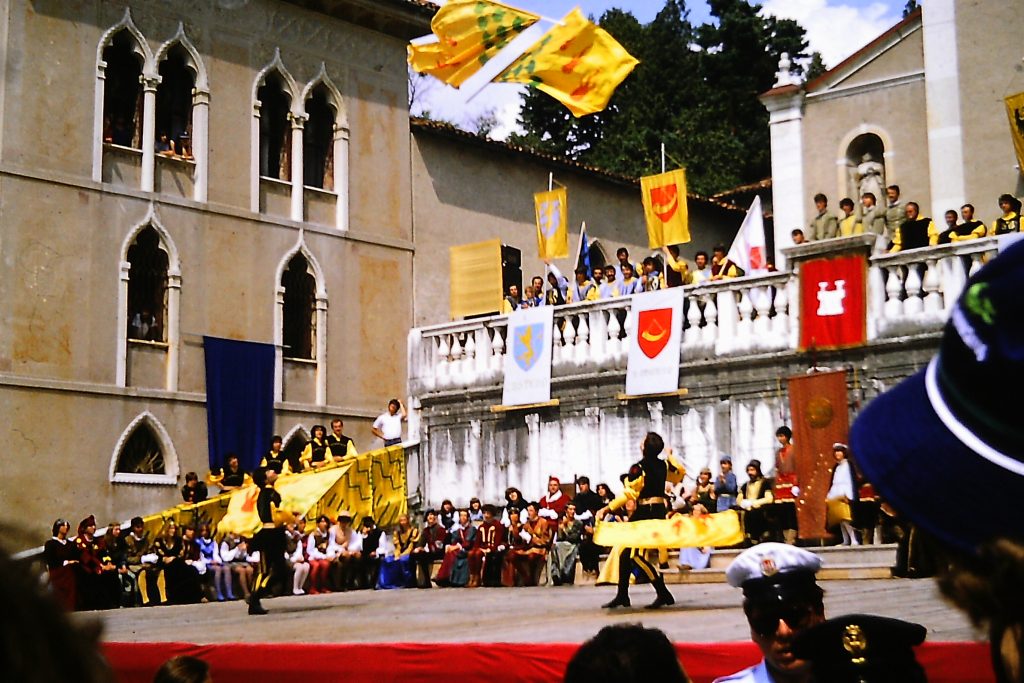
[667,544,897,584]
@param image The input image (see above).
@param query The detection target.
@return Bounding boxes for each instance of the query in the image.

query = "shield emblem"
[649,183,679,222]
[637,308,672,359]
[513,323,544,371]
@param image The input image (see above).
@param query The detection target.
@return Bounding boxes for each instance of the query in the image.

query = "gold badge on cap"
[842,624,869,665]
[760,556,778,577]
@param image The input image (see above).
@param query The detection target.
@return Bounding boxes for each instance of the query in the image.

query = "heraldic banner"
[640,169,690,248]
[534,187,569,259]
[799,254,867,350]
[1006,91,1024,176]
[788,370,849,539]
[626,287,684,396]
[503,304,554,406]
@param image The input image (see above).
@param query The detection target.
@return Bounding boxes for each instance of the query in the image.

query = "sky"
[412,0,906,139]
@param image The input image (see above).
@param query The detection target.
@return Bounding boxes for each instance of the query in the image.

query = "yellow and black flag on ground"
[640,168,690,248]
[1005,92,1024,176]
[534,187,568,259]
[408,0,540,88]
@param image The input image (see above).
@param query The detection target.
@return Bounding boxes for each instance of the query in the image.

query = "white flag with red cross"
[726,196,767,275]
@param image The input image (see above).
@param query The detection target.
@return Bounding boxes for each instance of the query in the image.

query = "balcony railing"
[409,237,1002,399]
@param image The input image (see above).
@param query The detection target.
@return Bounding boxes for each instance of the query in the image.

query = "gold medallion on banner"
[807,397,834,428]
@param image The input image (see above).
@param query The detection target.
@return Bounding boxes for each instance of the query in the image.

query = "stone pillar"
[192,90,210,202]
[760,58,805,270]
[115,260,131,386]
[140,76,160,193]
[335,126,349,231]
[251,101,262,213]
[525,412,541,495]
[166,271,181,392]
[314,296,328,405]
[922,0,966,219]
[290,114,306,222]
[93,63,107,182]
[273,286,285,402]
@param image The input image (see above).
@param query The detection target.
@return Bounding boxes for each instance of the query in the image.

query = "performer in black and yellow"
[248,466,292,616]
[596,432,676,610]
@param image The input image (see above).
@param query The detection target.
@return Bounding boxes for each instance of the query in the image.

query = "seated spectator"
[502,487,528,525]
[890,202,937,252]
[305,514,338,594]
[501,508,531,586]
[691,250,711,283]
[124,516,151,606]
[860,192,886,241]
[738,460,775,543]
[572,478,604,581]
[838,197,860,236]
[549,503,583,585]
[569,267,599,303]
[411,510,447,589]
[826,443,859,546]
[101,521,134,607]
[678,504,713,570]
[358,516,385,590]
[180,471,208,504]
[501,284,521,314]
[565,624,689,683]
[211,453,247,492]
[218,531,251,601]
[300,425,331,470]
[715,456,738,512]
[686,468,717,513]
[517,502,551,586]
[195,523,228,602]
[332,510,363,591]
[327,419,360,462]
[378,513,418,589]
[434,509,476,587]
[614,262,642,296]
[710,245,740,280]
[44,518,79,611]
[285,516,310,595]
[990,193,1022,235]
[469,504,506,587]
[539,476,569,523]
[151,521,202,605]
[595,482,614,507]
[661,245,692,287]
[946,203,987,242]
[545,262,570,305]
[73,515,121,611]
[438,499,458,530]
[261,435,291,475]
[468,497,484,524]
[790,228,806,245]
[598,264,618,298]
[809,193,838,240]
[640,256,665,292]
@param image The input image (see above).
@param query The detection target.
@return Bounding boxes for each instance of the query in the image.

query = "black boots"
[645,577,675,610]
[602,595,631,609]
[248,592,268,616]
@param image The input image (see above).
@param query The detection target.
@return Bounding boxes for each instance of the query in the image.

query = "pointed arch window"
[259,72,292,181]
[102,30,144,148]
[126,226,169,343]
[155,45,196,158]
[281,253,316,360]
[116,422,165,475]
[303,85,335,190]
[109,412,180,485]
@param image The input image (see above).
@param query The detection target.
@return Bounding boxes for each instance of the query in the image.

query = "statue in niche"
[854,153,885,202]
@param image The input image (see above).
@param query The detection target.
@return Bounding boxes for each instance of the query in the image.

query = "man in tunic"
[548,503,583,585]
[248,466,292,615]
[539,476,569,524]
[326,418,357,461]
[468,504,505,587]
[808,194,838,241]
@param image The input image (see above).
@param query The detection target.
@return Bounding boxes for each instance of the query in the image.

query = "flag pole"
[548,172,553,192]
[661,142,666,173]
[573,221,586,273]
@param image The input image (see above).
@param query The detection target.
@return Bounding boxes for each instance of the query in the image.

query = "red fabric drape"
[103,641,994,683]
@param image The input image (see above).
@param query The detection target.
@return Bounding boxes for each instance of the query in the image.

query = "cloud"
[760,0,900,68]
[413,79,526,141]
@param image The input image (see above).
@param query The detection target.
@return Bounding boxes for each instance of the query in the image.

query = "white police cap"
[726,543,823,597]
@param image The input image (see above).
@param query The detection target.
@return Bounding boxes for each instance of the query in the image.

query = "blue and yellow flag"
[496,8,639,118]
[534,187,569,259]
[408,0,540,88]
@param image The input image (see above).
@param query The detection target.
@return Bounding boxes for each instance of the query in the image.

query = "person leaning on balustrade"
[990,193,1021,236]
[808,193,838,241]
[889,202,937,252]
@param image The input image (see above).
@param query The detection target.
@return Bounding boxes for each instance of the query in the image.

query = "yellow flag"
[1006,92,1024,176]
[218,467,348,536]
[640,168,690,248]
[534,187,569,259]
[593,511,744,549]
[408,0,540,88]
[496,8,639,118]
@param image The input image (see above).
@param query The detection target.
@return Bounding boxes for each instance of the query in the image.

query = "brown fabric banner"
[788,370,849,539]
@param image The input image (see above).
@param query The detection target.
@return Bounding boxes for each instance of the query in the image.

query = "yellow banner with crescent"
[593,510,744,549]
[1006,92,1024,177]
[640,168,690,248]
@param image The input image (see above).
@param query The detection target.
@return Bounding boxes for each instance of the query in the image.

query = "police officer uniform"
[249,468,287,615]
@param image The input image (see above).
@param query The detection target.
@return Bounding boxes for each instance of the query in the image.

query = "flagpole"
[573,221,586,272]
[661,142,666,173]
[548,172,553,192]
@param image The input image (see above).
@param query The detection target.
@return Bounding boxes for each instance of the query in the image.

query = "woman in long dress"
[43,519,79,611]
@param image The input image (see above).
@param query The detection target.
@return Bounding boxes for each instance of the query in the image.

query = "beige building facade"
[763,0,1024,263]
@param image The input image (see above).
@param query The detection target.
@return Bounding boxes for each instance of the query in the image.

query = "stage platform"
[88,578,993,682]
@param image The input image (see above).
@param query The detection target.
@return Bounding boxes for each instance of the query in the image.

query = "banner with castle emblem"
[626,287,685,395]
[503,304,554,406]
[799,255,867,350]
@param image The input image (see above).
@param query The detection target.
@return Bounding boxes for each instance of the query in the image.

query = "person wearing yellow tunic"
[660,245,692,287]
[596,432,676,610]
[889,203,938,252]
[947,204,987,242]
[568,268,599,303]
[990,193,1021,236]
[300,425,331,470]
[838,198,861,236]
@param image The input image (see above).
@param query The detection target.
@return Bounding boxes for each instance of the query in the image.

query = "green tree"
[806,51,827,81]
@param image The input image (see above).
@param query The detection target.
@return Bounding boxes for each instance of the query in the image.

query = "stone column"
[140,76,160,193]
[192,90,210,202]
[250,100,262,213]
[922,0,966,219]
[115,260,131,386]
[335,126,349,231]
[760,59,805,270]
[93,63,107,182]
[290,114,306,222]
[314,296,328,405]
[165,270,181,392]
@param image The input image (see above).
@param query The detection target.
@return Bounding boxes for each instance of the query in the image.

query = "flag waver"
[641,169,690,248]
[408,0,540,88]
[534,187,569,259]
[495,8,639,118]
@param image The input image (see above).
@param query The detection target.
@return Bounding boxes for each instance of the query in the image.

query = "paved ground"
[90,578,981,645]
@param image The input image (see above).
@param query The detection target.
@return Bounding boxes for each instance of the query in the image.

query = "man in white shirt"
[372,398,407,447]
[714,544,825,683]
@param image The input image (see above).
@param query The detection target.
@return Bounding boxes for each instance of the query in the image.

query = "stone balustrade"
[408,237,1003,401]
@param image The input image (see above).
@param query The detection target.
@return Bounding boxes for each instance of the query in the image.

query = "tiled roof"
[410,117,744,213]
[712,178,772,200]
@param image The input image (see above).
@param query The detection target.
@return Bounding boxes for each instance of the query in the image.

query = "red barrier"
[104,641,994,683]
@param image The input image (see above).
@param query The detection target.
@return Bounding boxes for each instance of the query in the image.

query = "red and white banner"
[626,287,684,395]
[726,196,767,274]
[799,254,867,350]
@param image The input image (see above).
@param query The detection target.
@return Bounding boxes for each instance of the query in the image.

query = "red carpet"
[105,641,994,682]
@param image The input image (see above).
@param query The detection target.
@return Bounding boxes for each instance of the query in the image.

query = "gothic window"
[281,253,316,360]
[258,72,291,180]
[588,242,608,272]
[303,86,335,190]
[155,45,196,158]
[102,30,144,148]
[114,421,166,476]
[126,226,169,343]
